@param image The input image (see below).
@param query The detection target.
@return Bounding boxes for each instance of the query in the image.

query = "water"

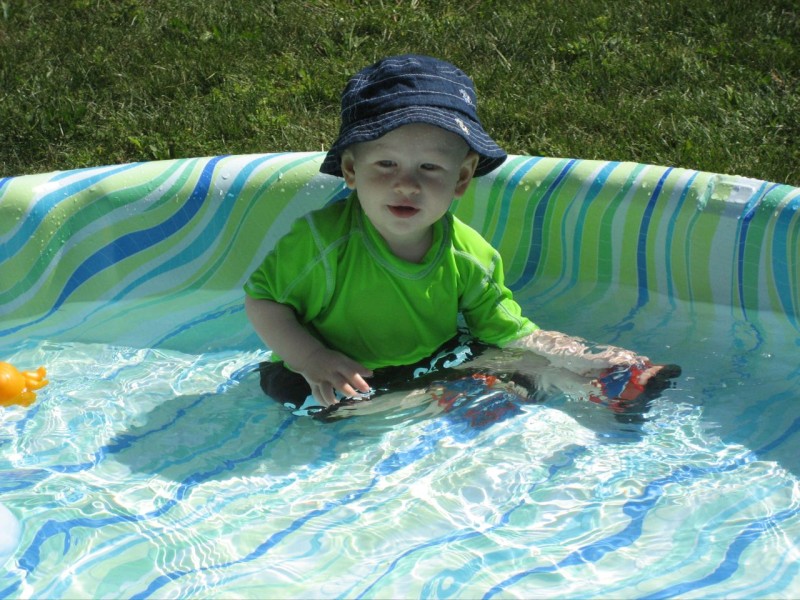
[1,286,799,599]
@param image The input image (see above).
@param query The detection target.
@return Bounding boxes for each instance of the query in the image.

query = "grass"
[1,0,798,185]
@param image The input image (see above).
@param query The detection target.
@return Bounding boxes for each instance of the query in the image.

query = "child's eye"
[376,160,395,168]
[420,163,440,171]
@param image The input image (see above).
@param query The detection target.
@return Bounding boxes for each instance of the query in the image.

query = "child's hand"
[244,297,373,405]
[294,347,373,407]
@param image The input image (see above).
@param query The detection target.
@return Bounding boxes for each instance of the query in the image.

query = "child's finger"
[338,378,371,400]
[350,372,372,394]
[312,382,338,407]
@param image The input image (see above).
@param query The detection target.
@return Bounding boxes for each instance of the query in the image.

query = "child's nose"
[394,171,421,195]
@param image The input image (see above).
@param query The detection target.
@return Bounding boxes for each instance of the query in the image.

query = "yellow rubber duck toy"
[0,362,48,407]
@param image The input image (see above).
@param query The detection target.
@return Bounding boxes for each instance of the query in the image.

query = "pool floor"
[1,284,799,599]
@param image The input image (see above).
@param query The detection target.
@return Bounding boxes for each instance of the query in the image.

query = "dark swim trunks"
[258,332,536,417]
[257,333,681,423]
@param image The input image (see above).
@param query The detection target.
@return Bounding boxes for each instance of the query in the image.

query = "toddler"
[245,54,678,418]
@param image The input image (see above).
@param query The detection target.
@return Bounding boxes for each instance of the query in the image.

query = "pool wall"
[1,153,799,350]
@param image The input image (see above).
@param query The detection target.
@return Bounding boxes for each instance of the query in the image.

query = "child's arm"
[245,296,373,406]
[504,329,649,376]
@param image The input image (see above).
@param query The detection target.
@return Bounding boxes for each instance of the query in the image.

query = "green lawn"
[1,0,798,185]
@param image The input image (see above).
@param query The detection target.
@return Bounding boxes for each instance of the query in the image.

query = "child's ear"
[341,150,357,189]
[454,151,479,197]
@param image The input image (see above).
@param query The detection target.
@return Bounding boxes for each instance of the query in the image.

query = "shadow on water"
[105,376,333,482]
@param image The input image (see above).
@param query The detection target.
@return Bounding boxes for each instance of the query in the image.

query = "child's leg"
[452,346,681,410]
[259,337,680,422]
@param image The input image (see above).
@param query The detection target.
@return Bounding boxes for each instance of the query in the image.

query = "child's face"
[341,123,479,259]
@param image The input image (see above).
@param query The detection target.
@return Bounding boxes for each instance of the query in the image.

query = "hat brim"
[319,106,507,178]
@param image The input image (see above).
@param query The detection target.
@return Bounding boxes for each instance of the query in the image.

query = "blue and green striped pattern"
[2,153,798,348]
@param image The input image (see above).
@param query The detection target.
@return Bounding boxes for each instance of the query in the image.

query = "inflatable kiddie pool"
[1,153,799,598]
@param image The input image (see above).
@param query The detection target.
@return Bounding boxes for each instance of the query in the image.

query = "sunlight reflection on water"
[1,289,799,598]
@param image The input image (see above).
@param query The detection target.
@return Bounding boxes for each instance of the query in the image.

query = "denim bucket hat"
[320,55,507,177]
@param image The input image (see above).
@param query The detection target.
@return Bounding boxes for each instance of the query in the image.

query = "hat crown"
[341,55,479,126]
[320,54,506,177]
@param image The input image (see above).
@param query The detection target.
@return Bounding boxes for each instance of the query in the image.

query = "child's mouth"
[389,205,420,218]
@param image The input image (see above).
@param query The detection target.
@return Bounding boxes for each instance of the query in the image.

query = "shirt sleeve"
[453,222,539,346]
[243,213,333,324]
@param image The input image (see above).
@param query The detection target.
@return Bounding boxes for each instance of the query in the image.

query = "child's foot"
[619,363,682,401]
[590,363,681,420]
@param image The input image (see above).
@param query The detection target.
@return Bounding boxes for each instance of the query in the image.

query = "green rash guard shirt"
[244,194,538,370]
